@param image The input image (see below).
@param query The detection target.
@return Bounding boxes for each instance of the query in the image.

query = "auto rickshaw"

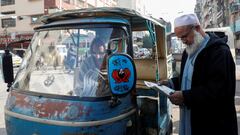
[1,7,173,135]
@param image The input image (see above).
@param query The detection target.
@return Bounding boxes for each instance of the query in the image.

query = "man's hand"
[169,91,184,105]
[158,79,169,86]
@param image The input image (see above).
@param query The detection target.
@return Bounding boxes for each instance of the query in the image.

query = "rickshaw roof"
[40,7,165,28]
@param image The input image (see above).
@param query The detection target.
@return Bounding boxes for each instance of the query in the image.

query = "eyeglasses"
[178,26,194,40]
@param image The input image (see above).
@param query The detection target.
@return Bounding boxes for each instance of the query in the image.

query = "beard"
[185,30,204,56]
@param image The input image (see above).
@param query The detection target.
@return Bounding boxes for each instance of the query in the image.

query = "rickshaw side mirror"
[2,50,14,90]
[107,53,136,96]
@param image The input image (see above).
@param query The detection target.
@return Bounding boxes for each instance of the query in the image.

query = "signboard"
[0,34,33,43]
[0,33,33,48]
[107,54,136,95]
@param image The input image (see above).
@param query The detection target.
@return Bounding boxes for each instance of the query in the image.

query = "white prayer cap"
[174,13,200,28]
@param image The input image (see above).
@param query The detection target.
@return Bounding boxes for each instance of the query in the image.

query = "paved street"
[234,58,240,135]
[0,75,7,135]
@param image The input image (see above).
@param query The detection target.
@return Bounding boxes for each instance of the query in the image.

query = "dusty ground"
[172,105,180,135]
[237,65,240,80]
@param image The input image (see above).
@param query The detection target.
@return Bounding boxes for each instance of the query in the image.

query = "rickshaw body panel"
[5,90,136,135]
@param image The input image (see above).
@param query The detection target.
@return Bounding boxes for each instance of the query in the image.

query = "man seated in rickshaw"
[73,38,110,97]
[73,28,128,97]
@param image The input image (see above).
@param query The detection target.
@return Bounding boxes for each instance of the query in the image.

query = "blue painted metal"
[39,17,130,30]
[5,114,132,135]
[108,54,136,95]
[5,90,136,135]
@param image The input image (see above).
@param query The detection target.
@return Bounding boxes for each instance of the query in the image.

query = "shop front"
[0,33,33,50]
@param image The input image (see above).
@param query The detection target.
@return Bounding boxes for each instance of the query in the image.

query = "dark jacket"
[172,33,238,135]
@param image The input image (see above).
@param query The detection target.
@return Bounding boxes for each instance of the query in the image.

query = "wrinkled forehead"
[174,25,191,36]
[174,26,186,35]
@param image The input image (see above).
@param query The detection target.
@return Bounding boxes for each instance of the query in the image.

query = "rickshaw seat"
[134,58,167,89]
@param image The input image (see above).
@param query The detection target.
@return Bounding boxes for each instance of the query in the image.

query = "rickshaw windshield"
[12,25,129,97]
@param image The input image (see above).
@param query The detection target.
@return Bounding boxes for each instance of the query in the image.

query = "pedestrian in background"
[167,13,238,135]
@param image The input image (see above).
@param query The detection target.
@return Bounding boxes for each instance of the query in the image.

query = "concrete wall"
[117,0,134,10]
[0,0,116,35]
[15,0,44,15]
[0,0,44,33]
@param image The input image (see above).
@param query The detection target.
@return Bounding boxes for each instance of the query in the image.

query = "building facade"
[195,0,240,57]
[196,0,230,28]
[0,0,117,49]
[117,0,146,14]
[229,0,240,56]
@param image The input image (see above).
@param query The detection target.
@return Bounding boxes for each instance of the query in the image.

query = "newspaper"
[144,81,175,97]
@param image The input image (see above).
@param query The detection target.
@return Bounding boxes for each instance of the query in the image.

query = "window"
[132,31,153,59]
[77,0,84,7]
[1,18,16,28]
[12,26,128,97]
[31,15,42,24]
[87,4,94,8]
[63,0,70,4]
[63,0,75,4]
[235,34,240,40]
[1,11,15,15]
[1,0,15,6]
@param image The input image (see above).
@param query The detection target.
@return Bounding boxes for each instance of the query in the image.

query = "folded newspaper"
[144,81,175,97]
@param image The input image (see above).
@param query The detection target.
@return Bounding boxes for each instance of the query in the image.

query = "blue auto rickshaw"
[1,7,173,135]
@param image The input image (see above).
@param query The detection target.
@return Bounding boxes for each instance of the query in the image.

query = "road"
[0,74,7,135]
[235,59,240,135]
[0,59,239,135]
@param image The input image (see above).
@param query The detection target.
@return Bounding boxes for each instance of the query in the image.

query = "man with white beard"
[166,13,238,135]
